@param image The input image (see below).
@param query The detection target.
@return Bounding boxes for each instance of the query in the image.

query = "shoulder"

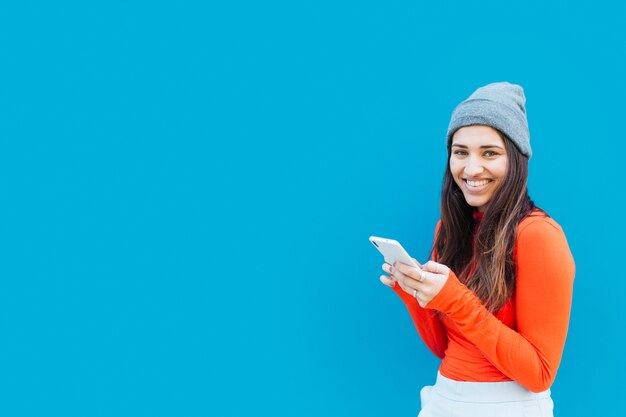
[515,210,576,281]
[517,210,565,240]
[433,219,443,240]
[516,210,573,262]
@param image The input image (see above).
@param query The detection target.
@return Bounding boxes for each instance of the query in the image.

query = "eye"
[453,150,468,156]
[484,151,499,157]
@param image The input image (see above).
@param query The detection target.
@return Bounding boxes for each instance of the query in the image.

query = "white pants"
[418,373,554,417]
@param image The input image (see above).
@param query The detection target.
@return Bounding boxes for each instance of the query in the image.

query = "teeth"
[467,179,490,187]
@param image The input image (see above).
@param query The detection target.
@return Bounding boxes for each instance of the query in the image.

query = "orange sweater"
[393,211,575,392]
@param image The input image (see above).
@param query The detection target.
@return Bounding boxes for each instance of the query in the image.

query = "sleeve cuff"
[425,270,464,313]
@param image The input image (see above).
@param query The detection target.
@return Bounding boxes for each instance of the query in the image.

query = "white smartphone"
[369,236,421,268]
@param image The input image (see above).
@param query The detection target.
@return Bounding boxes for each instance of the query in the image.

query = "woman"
[380,82,575,417]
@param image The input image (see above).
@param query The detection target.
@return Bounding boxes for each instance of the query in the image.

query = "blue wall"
[1,1,624,416]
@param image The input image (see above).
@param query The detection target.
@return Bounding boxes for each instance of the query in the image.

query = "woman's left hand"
[383,260,451,307]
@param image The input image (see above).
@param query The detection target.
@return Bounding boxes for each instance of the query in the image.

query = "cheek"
[449,161,464,181]
[494,160,508,180]
[449,159,461,175]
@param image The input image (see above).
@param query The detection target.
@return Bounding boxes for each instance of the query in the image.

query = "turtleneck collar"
[473,210,484,221]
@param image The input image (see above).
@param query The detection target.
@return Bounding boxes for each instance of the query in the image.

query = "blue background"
[1,1,624,416]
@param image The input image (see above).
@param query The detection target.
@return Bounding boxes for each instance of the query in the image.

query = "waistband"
[432,372,551,403]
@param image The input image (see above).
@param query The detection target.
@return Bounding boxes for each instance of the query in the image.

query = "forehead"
[451,125,505,148]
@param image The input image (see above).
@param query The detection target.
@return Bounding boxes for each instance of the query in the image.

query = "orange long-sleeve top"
[393,210,575,393]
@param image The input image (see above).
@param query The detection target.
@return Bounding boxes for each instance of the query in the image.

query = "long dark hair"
[432,130,544,313]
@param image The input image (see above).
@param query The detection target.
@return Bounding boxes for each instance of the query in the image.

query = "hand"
[379,257,420,288]
[380,260,450,307]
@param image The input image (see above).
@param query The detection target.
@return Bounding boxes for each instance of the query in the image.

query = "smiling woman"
[379,82,575,417]
[449,125,508,212]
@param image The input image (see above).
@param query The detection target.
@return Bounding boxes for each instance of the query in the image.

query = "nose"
[464,156,484,176]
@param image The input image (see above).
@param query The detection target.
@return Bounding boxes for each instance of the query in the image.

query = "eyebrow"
[451,144,505,150]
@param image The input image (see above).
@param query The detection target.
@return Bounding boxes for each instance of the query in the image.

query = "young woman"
[380,82,575,417]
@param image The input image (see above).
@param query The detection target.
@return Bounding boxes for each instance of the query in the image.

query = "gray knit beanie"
[446,82,531,159]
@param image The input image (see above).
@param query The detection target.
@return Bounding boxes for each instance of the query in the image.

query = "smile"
[465,179,492,187]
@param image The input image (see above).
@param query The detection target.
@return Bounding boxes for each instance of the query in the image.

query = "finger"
[394,261,423,282]
[417,268,427,282]
[414,292,428,307]
[385,263,401,282]
[423,260,449,275]
[395,267,424,290]
[391,271,418,294]
[418,270,436,282]
[411,257,423,268]
[380,275,396,288]
[422,261,438,273]
[390,264,408,283]
[419,267,450,283]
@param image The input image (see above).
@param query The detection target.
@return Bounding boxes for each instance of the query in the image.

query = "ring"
[413,289,417,299]
[420,270,426,282]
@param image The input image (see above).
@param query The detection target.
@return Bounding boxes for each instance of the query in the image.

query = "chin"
[465,198,488,209]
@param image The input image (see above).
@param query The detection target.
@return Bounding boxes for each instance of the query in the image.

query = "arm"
[392,284,448,358]
[426,219,575,392]
[391,220,448,359]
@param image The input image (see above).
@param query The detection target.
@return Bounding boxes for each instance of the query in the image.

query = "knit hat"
[446,82,531,159]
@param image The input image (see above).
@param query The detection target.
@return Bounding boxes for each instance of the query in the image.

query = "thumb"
[423,260,449,275]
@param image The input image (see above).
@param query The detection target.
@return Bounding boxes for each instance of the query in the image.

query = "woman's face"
[449,125,508,212]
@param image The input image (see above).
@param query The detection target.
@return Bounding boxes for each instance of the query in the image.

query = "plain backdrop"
[1,1,624,416]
